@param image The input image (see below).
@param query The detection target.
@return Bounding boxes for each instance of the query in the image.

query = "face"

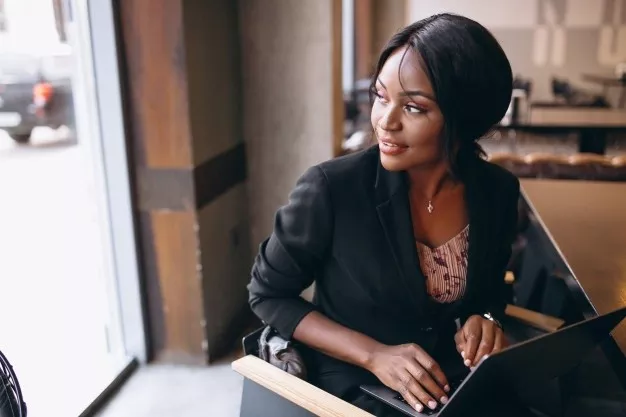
[371,47,445,172]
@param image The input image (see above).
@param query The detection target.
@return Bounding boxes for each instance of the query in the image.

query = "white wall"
[408,0,539,29]
[406,0,626,101]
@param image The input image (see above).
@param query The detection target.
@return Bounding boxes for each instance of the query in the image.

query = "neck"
[407,161,453,199]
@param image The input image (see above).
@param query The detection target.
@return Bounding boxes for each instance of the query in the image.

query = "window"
[0,0,7,32]
[0,1,144,415]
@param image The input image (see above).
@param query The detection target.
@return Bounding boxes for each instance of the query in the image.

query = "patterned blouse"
[416,225,469,304]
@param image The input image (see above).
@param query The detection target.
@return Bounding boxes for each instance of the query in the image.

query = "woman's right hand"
[367,343,450,413]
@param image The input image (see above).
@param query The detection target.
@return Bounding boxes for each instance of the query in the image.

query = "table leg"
[578,130,607,154]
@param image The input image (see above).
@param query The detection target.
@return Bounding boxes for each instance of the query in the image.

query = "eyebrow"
[376,79,436,102]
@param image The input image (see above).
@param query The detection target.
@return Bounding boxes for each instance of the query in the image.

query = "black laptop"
[361,306,626,417]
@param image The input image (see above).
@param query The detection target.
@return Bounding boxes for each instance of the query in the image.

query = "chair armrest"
[232,355,374,417]
[505,304,565,333]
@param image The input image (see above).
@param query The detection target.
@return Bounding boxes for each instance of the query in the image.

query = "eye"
[404,104,424,114]
[371,88,389,104]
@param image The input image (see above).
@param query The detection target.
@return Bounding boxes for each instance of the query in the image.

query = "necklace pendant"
[427,200,434,214]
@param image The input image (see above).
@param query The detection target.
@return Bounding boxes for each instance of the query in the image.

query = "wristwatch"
[483,312,503,329]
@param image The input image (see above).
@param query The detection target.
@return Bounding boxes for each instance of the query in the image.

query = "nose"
[378,107,401,132]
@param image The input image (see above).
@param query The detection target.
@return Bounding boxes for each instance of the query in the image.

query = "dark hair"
[370,13,513,177]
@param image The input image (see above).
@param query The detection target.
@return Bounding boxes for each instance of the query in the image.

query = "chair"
[603,155,626,181]
[0,349,27,417]
[233,280,564,417]
[566,153,613,166]
[612,155,626,167]
[523,153,566,178]
[487,151,626,182]
[487,152,535,177]
[232,354,374,417]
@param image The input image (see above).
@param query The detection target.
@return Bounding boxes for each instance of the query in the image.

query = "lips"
[381,141,405,148]
[379,137,408,148]
[379,137,409,156]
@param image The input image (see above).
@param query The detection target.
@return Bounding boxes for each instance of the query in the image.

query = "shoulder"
[475,157,520,198]
[290,146,378,206]
[314,145,379,187]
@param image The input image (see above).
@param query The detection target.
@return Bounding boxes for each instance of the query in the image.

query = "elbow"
[248,289,264,319]
[247,268,278,324]
[247,277,266,320]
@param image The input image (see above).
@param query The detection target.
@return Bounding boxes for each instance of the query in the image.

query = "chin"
[379,151,412,172]
[379,148,440,172]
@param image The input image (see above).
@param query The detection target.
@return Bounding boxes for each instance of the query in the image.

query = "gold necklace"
[418,180,457,214]
[411,191,438,215]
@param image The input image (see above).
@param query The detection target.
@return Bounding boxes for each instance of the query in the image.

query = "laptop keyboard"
[392,376,465,415]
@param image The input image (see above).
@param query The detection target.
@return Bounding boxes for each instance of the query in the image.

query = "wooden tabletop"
[521,179,626,356]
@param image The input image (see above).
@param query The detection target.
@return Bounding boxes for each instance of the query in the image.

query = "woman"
[248,13,519,416]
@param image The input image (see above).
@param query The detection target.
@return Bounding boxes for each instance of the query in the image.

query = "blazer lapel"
[432,157,492,324]
[451,157,490,317]
[374,159,429,317]
[372,153,493,322]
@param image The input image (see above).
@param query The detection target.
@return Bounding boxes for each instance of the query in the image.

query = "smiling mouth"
[379,138,408,148]
[379,139,409,156]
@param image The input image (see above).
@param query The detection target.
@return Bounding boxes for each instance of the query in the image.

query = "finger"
[492,327,509,353]
[410,354,449,400]
[455,330,467,360]
[463,325,481,367]
[403,368,441,411]
[454,330,466,353]
[415,349,450,392]
[397,377,425,414]
[405,392,425,414]
[492,328,504,353]
[500,329,511,349]
[474,321,496,366]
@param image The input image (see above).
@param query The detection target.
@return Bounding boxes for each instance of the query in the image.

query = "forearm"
[293,310,384,371]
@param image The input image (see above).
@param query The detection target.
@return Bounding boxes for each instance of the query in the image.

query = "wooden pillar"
[353,0,407,80]
[354,0,373,80]
[371,0,407,57]
[117,0,203,364]
[116,0,343,364]
[116,0,251,364]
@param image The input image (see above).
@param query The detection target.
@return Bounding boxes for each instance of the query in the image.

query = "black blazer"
[248,145,520,399]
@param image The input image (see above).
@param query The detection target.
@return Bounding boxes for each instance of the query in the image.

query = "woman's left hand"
[454,315,508,368]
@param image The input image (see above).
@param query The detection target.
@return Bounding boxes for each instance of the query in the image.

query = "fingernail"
[444,385,450,392]
[461,351,465,359]
[464,359,471,367]
[428,400,437,410]
[440,396,449,405]
[415,403,423,412]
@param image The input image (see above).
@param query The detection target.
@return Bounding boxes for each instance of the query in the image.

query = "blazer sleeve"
[487,176,521,324]
[248,166,333,340]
